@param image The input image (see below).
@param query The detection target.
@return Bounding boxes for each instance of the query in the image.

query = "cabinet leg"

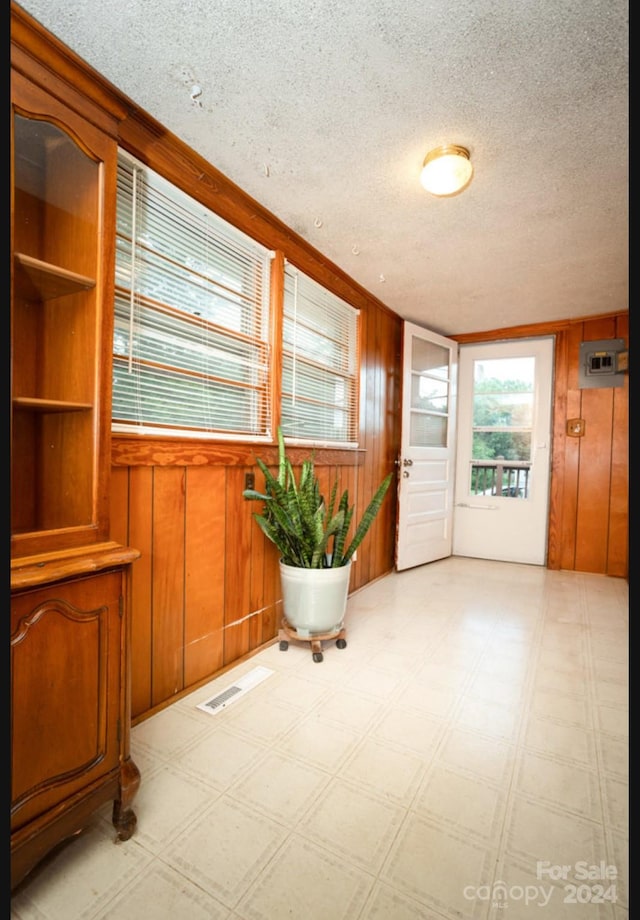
[112,756,141,841]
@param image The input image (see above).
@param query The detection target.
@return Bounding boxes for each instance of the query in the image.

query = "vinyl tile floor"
[10,557,629,920]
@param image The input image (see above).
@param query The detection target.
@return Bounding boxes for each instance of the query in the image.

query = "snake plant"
[242,427,393,568]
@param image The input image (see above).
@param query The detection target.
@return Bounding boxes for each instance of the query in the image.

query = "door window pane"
[409,340,450,447]
[469,356,535,498]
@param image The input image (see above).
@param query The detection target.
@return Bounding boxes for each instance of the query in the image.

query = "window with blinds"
[112,152,273,439]
[282,264,360,445]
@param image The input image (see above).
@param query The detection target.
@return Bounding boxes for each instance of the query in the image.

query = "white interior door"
[452,337,554,564]
[395,322,458,571]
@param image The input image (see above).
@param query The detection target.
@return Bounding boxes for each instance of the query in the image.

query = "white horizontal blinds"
[282,264,360,445]
[113,152,272,437]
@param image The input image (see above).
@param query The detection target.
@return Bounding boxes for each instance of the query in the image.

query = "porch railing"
[470,458,531,498]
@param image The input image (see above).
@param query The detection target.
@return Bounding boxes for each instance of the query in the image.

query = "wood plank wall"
[558,313,628,576]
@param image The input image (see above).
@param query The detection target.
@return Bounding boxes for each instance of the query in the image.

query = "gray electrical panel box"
[578,338,627,388]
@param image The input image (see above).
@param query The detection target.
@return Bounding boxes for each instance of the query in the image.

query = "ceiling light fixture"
[420,145,473,197]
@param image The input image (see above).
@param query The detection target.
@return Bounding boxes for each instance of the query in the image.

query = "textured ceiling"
[16,0,628,336]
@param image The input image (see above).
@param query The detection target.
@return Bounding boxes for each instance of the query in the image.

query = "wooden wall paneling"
[558,323,584,571]
[263,525,282,644]
[546,330,569,570]
[250,464,280,644]
[262,546,281,643]
[184,466,226,685]
[346,464,359,590]
[608,313,629,577]
[223,467,253,665]
[615,311,629,347]
[351,470,375,590]
[352,480,366,590]
[150,467,186,704]
[574,316,619,574]
[126,466,153,719]
[247,472,266,652]
[574,386,615,573]
[111,437,269,467]
[110,466,129,547]
[377,306,399,579]
[251,607,265,655]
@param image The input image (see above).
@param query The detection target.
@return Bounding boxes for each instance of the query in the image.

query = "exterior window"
[282,263,360,446]
[113,152,272,439]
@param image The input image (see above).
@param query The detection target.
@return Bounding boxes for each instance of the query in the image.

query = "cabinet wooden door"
[11,568,140,889]
[11,572,123,831]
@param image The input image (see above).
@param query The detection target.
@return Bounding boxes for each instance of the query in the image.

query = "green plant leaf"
[341,472,393,564]
[242,427,393,569]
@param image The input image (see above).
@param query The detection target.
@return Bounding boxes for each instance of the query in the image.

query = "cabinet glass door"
[12,112,101,543]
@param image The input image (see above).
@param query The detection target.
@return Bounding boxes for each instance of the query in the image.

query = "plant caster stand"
[278,616,347,662]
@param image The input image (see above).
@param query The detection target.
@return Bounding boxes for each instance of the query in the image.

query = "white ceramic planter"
[279,560,352,637]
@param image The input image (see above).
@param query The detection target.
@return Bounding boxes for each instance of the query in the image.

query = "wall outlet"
[245,472,255,490]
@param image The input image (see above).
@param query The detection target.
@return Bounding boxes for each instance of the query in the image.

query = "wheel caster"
[336,638,347,649]
[279,640,289,651]
[312,651,323,662]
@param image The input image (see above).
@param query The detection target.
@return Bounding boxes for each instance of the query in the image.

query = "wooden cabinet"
[11,555,140,889]
[11,4,139,890]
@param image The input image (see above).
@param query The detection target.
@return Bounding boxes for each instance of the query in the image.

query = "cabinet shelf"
[13,397,93,413]
[14,253,96,301]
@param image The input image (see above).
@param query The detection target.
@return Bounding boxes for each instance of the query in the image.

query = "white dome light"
[420,145,473,197]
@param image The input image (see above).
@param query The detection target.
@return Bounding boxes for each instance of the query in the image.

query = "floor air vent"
[197,665,274,715]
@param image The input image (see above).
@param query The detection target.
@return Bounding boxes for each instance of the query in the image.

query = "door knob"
[403,470,410,478]
[403,458,413,466]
